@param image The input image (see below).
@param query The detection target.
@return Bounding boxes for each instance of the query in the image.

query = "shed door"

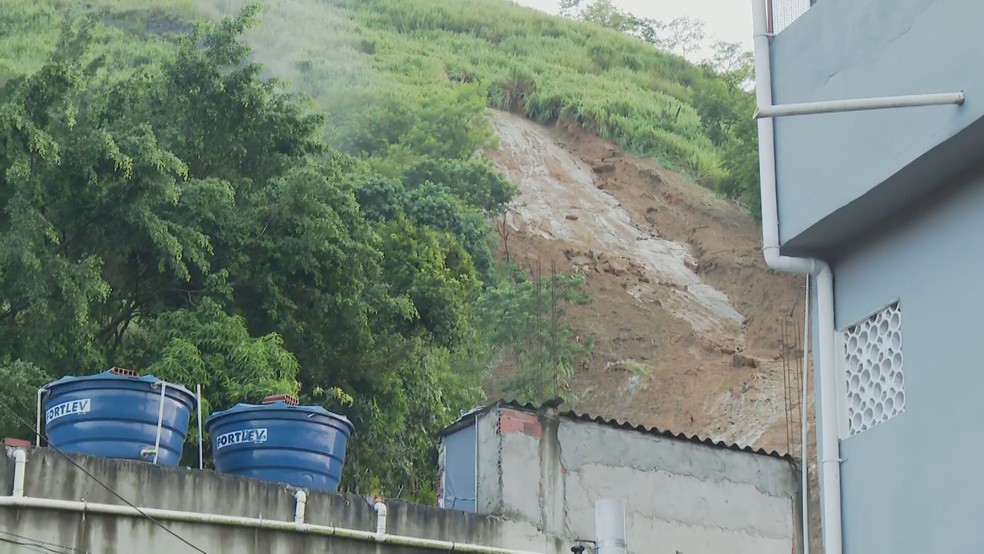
[442,423,477,512]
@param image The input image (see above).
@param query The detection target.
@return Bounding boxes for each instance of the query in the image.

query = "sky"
[512,0,754,53]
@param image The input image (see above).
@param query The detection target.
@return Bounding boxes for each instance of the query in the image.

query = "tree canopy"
[0,7,513,499]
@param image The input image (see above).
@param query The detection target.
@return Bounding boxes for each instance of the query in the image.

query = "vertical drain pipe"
[294,491,307,524]
[595,499,626,554]
[196,384,204,470]
[801,275,811,554]
[750,1,841,553]
[12,449,27,498]
[374,501,388,539]
[35,388,43,447]
[152,382,167,465]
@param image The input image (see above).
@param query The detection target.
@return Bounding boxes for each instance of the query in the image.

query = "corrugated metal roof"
[439,398,792,461]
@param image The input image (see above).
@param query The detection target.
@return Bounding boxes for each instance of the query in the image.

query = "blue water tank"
[42,369,196,466]
[206,395,354,491]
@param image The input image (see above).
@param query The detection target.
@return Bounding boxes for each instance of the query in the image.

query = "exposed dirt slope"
[486,110,807,454]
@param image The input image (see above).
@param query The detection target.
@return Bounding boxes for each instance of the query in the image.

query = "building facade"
[764,0,984,552]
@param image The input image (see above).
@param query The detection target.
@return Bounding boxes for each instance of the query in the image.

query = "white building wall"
[476,407,801,554]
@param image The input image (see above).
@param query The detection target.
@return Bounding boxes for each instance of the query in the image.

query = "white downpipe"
[35,388,43,447]
[751,1,842,554]
[801,275,811,554]
[374,501,388,538]
[152,382,167,465]
[594,499,627,554]
[196,384,204,471]
[1,457,540,554]
[12,450,26,498]
[755,91,964,119]
[294,490,306,524]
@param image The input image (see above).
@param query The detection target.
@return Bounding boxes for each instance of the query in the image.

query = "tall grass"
[2,0,747,189]
[202,0,736,182]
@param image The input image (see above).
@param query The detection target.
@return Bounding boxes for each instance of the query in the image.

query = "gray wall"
[444,406,803,554]
[771,0,984,254]
[0,448,547,554]
[829,170,984,553]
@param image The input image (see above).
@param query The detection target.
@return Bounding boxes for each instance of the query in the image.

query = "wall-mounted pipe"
[750,1,841,553]
[0,494,544,554]
[801,275,811,554]
[196,384,204,471]
[374,501,388,538]
[152,382,167,465]
[755,91,964,119]
[594,499,626,554]
[11,450,26,498]
[294,490,306,524]
[35,389,43,447]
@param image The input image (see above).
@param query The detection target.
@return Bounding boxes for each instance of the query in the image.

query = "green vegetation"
[478,271,592,404]
[619,359,653,377]
[198,0,759,213]
[0,0,760,500]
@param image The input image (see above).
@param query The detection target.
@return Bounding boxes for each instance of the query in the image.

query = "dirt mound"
[485,110,807,454]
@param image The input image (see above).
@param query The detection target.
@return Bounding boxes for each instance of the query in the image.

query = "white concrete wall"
[474,407,800,554]
[559,420,797,554]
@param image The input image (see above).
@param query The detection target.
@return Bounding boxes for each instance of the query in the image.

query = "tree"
[0,361,50,440]
[709,41,754,88]
[661,17,707,59]
[0,8,497,500]
[476,269,591,404]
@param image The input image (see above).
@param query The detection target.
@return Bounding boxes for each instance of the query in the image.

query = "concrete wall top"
[770,0,984,254]
[0,448,546,554]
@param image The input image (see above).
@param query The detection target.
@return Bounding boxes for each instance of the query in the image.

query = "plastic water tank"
[42,368,197,466]
[206,394,354,491]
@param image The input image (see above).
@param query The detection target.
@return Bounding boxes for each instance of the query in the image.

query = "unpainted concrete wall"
[0,448,547,554]
[460,407,801,554]
[558,419,798,554]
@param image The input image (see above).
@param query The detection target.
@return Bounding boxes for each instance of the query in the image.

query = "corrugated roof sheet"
[439,398,792,461]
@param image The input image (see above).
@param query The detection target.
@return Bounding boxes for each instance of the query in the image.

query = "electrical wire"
[0,399,207,553]
[0,529,83,553]
[0,534,65,554]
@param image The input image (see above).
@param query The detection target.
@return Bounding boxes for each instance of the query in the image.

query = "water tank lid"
[43,370,194,396]
[207,401,354,433]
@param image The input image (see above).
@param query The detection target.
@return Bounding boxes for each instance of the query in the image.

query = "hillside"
[488,111,805,452]
[0,0,804,502]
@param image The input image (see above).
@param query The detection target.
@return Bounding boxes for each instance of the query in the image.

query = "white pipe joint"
[294,490,307,524]
[12,449,27,498]
[374,501,388,538]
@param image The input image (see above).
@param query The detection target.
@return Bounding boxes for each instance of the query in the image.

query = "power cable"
[0,529,81,553]
[0,399,207,553]
[0,534,65,554]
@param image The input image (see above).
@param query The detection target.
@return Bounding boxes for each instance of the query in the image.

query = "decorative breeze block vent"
[842,302,904,436]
